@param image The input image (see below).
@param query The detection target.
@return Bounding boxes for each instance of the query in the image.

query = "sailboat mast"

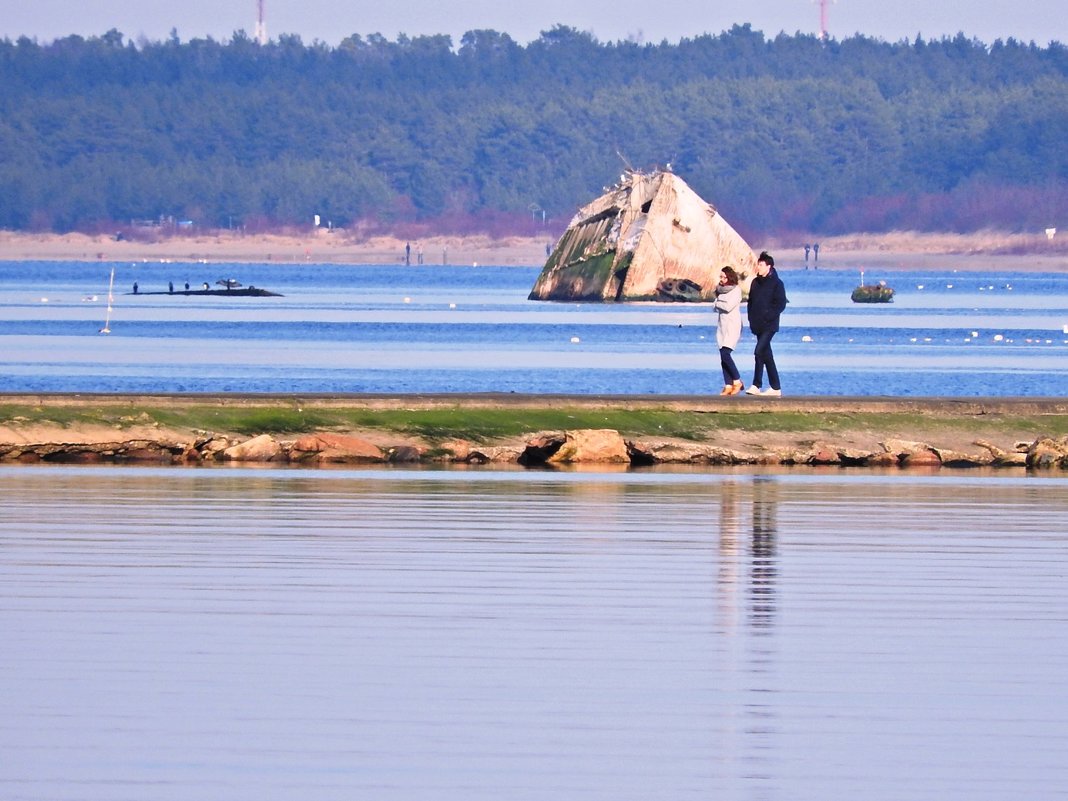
[100,267,115,334]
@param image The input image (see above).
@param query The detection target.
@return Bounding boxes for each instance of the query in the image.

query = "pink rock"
[290,433,384,463]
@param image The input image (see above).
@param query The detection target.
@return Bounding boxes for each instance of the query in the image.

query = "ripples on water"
[1,261,1067,395]
[2,466,1066,800]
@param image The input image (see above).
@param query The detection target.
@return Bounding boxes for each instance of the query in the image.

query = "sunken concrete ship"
[529,170,757,302]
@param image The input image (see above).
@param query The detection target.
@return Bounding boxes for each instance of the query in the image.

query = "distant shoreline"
[1,229,1065,272]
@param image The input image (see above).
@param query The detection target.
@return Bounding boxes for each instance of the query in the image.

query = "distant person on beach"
[405,241,411,265]
[745,251,788,397]
[715,266,744,395]
[168,281,173,294]
[132,282,138,294]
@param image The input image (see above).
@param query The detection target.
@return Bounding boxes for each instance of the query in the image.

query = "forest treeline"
[1,25,1066,239]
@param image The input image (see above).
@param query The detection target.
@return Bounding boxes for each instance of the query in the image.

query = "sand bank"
[0,230,552,268]
[1,229,1065,272]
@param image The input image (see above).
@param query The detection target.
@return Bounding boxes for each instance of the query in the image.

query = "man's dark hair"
[757,251,774,267]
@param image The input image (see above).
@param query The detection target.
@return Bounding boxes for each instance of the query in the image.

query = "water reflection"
[2,466,1067,801]
[713,476,782,795]
[750,477,778,631]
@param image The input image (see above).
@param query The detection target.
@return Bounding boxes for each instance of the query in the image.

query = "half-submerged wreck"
[529,170,757,302]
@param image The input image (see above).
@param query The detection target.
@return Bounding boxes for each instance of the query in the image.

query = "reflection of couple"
[717,479,777,631]
[749,478,777,629]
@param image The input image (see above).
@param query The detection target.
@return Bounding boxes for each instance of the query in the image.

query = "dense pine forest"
[1,25,1066,239]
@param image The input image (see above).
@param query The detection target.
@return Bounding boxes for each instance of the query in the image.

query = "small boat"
[851,283,895,303]
[851,271,894,303]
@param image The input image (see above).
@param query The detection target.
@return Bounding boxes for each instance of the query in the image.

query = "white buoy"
[570,336,581,344]
[801,335,813,342]
[403,297,411,303]
[971,331,979,338]
[993,334,1004,342]
[449,303,456,309]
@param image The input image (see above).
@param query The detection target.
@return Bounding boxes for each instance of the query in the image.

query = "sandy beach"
[1,228,1065,271]
[0,229,554,268]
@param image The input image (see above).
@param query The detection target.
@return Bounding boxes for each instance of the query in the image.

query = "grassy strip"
[3,403,1066,444]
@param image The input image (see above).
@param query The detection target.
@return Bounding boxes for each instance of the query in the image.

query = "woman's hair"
[720,266,739,286]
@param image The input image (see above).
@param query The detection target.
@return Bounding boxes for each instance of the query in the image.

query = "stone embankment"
[4,426,1068,470]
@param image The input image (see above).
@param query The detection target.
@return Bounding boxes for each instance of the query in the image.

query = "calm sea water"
[2,466,1067,801]
[1,259,1067,396]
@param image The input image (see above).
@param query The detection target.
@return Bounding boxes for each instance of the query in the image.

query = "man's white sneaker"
[762,388,782,397]
[745,385,762,396]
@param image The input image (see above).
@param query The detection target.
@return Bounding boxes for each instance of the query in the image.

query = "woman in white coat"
[714,266,744,395]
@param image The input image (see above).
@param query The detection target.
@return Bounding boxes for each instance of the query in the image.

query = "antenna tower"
[254,0,267,45]
[816,0,834,41]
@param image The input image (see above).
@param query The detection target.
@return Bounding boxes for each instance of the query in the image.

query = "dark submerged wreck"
[529,170,757,302]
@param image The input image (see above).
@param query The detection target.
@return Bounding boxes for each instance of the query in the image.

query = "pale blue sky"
[1,0,1064,47]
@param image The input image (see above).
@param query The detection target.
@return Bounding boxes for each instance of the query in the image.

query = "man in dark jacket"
[745,251,788,396]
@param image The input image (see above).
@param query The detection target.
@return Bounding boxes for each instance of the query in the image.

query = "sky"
[1,0,1065,48]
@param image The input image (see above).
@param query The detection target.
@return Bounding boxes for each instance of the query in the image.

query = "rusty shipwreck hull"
[529,170,757,302]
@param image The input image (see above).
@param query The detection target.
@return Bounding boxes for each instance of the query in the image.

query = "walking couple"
[715,251,788,397]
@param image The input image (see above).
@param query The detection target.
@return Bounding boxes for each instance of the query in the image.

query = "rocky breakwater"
[4,425,1068,471]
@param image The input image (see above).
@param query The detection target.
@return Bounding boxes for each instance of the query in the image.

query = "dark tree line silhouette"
[1,25,1065,238]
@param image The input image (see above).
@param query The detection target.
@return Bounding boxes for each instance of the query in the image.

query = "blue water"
[4,467,1068,800]
[1,260,1066,396]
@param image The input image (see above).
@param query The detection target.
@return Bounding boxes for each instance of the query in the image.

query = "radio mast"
[254,0,267,45]
[816,0,834,41]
